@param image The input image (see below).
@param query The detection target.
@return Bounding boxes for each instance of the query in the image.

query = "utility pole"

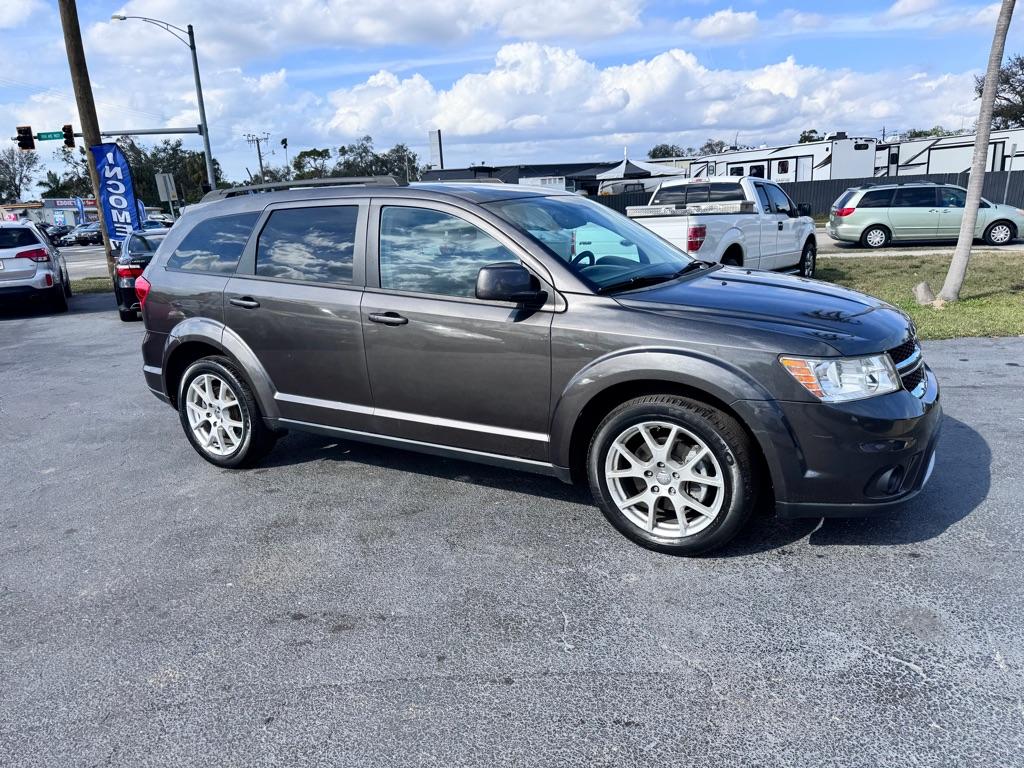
[245,133,269,180]
[57,0,116,281]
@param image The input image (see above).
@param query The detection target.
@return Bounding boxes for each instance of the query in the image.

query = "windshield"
[485,195,693,292]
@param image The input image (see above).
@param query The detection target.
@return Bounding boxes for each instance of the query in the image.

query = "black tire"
[178,356,277,469]
[63,272,73,298]
[798,239,817,278]
[860,225,890,249]
[983,220,1015,246]
[721,251,742,267]
[587,395,758,556]
[118,308,138,322]
[50,283,68,313]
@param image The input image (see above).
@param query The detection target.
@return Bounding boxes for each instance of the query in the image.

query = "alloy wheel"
[185,373,245,457]
[604,420,726,538]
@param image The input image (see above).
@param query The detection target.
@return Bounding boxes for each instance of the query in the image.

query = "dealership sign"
[89,143,142,243]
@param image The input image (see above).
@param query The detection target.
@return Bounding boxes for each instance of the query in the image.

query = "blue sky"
[0,1,1018,183]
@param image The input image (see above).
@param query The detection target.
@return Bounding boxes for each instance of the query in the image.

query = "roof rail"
[201,175,402,202]
[857,180,940,189]
[431,177,505,184]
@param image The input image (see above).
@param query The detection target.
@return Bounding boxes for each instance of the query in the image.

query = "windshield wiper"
[597,260,712,295]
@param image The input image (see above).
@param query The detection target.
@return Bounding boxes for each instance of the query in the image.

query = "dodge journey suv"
[137,178,941,555]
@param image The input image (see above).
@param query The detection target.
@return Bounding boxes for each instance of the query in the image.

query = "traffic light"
[62,124,75,148]
[281,137,288,149]
[16,126,34,151]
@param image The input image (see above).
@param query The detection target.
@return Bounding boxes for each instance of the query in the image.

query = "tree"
[52,146,93,197]
[903,125,952,139]
[38,170,80,199]
[649,143,685,159]
[698,139,728,155]
[291,148,333,179]
[938,0,1016,303]
[115,137,224,205]
[975,52,1024,129]
[798,129,821,143]
[0,148,42,203]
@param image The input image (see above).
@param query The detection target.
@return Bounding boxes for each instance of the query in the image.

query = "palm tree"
[37,170,73,199]
[938,0,1016,302]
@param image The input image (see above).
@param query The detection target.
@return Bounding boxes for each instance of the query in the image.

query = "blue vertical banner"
[136,198,148,224]
[89,143,143,244]
[73,196,85,224]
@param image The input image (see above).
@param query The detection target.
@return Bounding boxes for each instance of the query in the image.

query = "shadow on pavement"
[256,413,987,556]
[0,291,115,321]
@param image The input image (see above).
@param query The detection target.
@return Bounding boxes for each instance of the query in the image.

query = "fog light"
[860,439,913,453]
[866,466,905,498]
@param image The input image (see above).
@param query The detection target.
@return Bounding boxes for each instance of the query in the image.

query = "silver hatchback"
[0,221,72,312]
[826,182,1024,248]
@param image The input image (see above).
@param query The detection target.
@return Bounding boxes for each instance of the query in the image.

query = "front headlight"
[780,354,900,402]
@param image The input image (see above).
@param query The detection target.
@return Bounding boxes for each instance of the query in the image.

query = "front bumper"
[746,367,941,518]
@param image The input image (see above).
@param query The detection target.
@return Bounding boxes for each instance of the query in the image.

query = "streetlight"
[111,13,217,190]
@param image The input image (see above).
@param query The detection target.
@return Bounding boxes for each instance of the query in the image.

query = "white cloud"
[0,0,45,28]
[887,0,940,18]
[689,8,760,40]
[322,44,980,162]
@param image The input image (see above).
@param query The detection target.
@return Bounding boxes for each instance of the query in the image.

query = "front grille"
[887,337,926,397]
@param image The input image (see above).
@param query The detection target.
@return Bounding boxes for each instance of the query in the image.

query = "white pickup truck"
[626,176,818,276]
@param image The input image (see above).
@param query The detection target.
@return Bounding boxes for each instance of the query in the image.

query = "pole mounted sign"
[89,143,143,244]
[37,131,64,141]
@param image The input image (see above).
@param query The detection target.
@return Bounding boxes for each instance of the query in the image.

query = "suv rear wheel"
[178,356,277,468]
[860,225,890,249]
[587,395,757,555]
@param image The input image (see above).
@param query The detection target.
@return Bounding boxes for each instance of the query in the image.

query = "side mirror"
[475,262,546,304]
[797,202,812,218]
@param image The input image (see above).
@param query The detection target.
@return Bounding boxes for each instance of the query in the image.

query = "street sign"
[154,173,178,202]
[36,131,63,141]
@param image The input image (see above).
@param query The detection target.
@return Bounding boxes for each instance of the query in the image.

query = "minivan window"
[379,207,516,298]
[939,187,967,208]
[893,187,937,208]
[833,190,855,209]
[857,189,894,208]
[165,212,258,273]
[0,228,40,249]
[256,206,358,284]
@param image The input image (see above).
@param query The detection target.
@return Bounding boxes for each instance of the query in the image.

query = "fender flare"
[161,318,281,419]
[714,227,746,263]
[550,347,773,463]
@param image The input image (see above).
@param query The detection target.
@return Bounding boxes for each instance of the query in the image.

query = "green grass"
[71,276,113,294]
[817,252,1024,340]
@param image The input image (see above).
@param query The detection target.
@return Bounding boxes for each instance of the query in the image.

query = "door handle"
[229,297,260,309]
[368,311,408,326]
[777,221,784,231]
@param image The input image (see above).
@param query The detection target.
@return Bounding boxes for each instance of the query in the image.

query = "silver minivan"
[826,182,1024,248]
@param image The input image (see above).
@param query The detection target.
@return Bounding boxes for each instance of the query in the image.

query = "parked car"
[45,224,73,241]
[141,220,169,230]
[137,178,940,556]
[827,182,1024,248]
[627,177,817,276]
[72,222,103,245]
[58,225,87,247]
[114,228,169,321]
[0,221,72,312]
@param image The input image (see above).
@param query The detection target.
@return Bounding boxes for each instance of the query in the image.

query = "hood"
[616,266,913,355]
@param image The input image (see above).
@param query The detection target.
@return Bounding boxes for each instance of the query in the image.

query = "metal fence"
[593,171,1024,218]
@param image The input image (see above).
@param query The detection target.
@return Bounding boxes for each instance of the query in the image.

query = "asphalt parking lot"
[1,293,1023,767]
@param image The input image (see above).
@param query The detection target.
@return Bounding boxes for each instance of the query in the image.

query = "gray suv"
[137,178,941,555]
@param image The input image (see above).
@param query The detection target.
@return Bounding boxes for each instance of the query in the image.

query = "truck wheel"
[587,395,758,556]
[860,225,890,249]
[798,240,817,277]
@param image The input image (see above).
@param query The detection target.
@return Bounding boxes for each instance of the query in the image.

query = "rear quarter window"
[165,212,259,273]
[0,228,41,249]
[833,190,855,209]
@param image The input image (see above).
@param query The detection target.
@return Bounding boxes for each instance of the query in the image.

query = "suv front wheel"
[178,356,277,468]
[587,395,758,555]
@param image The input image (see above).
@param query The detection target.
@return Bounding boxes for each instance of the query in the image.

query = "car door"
[764,183,802,269]
[935,185,984,239]
[223,199,375,432]
[361,199,554,462]
[888,186,940,240]
[752,182,778,269]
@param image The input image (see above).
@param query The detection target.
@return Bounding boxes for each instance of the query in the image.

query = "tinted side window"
[379,207,516,298]
[939,187,967,208]
[256,206,358,284]
[754,184,772,212]
[893,187,937,208]
[858,189,894,208]
[833,190,855,209]
[766,184,793,214]
[166,212,258,273]
[708,183,745,202]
